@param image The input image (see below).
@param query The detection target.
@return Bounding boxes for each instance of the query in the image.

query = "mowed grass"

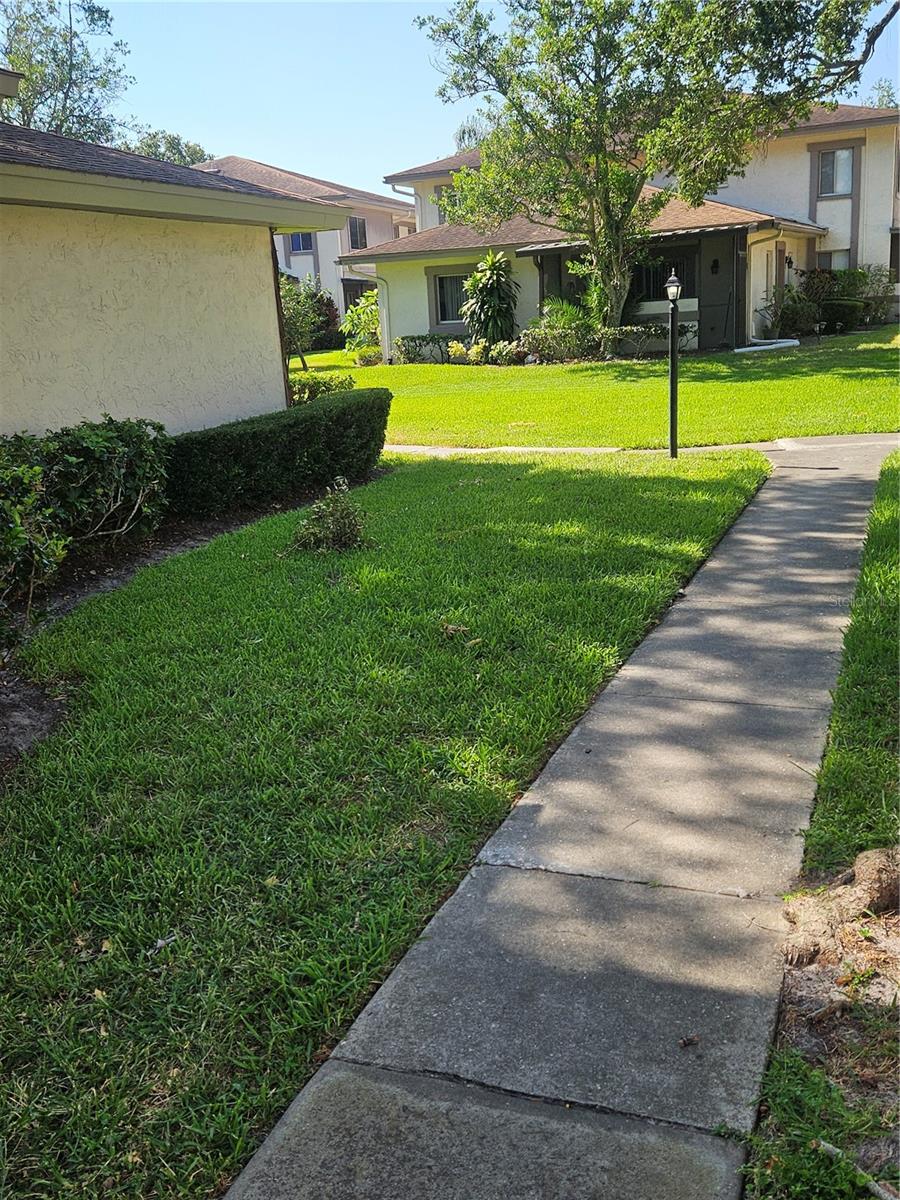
[745,451,900,1200]
[294,328,897,448]
[804,450,899,873]
[1,451,768,1197]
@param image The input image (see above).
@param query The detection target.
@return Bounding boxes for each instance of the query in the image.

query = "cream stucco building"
[0,120,349,436]
[340,103,899,356]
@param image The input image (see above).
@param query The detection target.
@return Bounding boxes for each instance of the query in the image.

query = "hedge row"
[166,388,391,515]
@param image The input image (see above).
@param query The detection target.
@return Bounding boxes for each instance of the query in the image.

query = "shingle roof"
[0,121,340,204]
[383,104,898,182]
[194,155,414,212]
[383,150,481,184]
[340,188,823,262]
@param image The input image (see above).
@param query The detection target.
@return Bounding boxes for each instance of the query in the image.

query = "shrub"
[340,289,380,351]
[521,297,599,361]
[393,334,455,363]
[467,341,489,364]
[280,275,341,358]
[448,339,469,364]
[820,298,866,333]
[355,345,383,366]
[291,477,370,553]
[166,389,391,516]
[0,464,69,652]
[459,249,520,345]
[488,339,526,365]
[289,372,355,405]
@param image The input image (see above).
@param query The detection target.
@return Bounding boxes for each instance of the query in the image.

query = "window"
[348,216,367,250]
[290,232,313,253]
[816,249,851,270]
[890,230,899,278]
[629,253,697,301]
[819,148,853,197]
[435,274,466,323]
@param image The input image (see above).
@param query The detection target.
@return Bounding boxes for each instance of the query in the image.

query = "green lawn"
[2,450,767,1197]
[294,328,897,448]
[745,451,900,1200]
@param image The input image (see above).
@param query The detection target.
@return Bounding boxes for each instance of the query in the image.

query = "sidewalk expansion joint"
[328,1052,735,1141]
[473,858,786,905]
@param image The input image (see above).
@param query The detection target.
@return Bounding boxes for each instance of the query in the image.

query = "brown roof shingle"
[383,149,481,184]
[0,121,339,203]
[340,188,822,262]
[195,156,413,211]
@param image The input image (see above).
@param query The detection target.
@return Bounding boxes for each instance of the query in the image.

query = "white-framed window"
[818,148,853,197]
[435,273,466,323]
[816,249,851,270]
[290,232,313,253]
[348,216,368,250]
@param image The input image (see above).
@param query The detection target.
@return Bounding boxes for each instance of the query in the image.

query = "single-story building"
[339,103,898,357]
[0,120,348,435]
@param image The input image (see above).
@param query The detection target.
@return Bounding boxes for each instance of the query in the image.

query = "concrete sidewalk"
[228,433,896,1200]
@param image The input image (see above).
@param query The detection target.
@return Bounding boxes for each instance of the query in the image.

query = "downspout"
[269,229,298,403]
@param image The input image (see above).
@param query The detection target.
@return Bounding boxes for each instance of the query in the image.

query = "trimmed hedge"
[166,388,391,516]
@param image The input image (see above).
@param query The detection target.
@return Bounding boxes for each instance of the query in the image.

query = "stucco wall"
[1,204,287,435]
[375,253,540,357]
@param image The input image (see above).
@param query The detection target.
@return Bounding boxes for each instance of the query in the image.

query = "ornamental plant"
[459,249,520,345]
[340,289,381,352]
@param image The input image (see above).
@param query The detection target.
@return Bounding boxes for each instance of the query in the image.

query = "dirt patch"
[775,849,899,1182]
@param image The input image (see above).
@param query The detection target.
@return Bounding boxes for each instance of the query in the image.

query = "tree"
[0,0,131,142]
[454,113,491,151]
[459,249,520,344]
[862,76,898,106]
[418,0,898,329]
[120,128,210,165]
[339,288,380,351]
[279,275,340,369]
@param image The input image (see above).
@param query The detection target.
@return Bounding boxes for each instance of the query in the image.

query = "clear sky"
[107,0,898,199]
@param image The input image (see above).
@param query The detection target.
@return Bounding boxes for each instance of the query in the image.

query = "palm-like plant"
[459,249,520,345]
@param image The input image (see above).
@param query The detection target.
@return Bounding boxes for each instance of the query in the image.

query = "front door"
[698,235,737,350]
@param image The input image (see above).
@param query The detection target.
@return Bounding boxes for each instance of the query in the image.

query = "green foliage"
[418,0,893,327]
[165,388,391,516]
[291,476,370,553]
[288,371,355,405]
[339,288,380,351]
[120,128,210,164]
[862,76,898,107]
[0,462,69,651]
[744,1049,893,1198]
[5,449,766,1195]
[392,333,455,363]
[0,0,132,141]
[355,345,383,367]
[488,339,526,365]
[279,275,341,359]
[467,340,489,364]
[804,452,899,873]
[521,297,599,361]
[797,264,896,327]
[0,415,168,650]
[448,339,469,363]
[758,284,821,338]
[459,249,520,344]
[820,298,867,334]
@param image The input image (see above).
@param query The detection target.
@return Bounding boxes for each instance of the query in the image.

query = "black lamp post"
[665,270,682,459]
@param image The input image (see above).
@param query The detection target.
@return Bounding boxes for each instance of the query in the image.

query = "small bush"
[458,249,520,345]
[521,297,599,362]
[166,388,391,516]
[291,477,369,553]
[821,298,866,334]
[488,339,526,365]
[0,463,69,652]
[467,341,489,364]
[355,346,383,367]
[448,339,469,364]
[340,289,380,352]
[280,275,342,357]
[393,334,455,364]
[289,372,355,405]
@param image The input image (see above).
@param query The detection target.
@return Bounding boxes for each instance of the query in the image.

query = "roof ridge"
[197,154,414,209]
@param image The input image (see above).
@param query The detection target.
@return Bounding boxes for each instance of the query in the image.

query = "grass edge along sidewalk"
[1,450,766,1198]
[744,450,900,1200]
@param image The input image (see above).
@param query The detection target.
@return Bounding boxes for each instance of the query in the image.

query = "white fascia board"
[0,162,349,230]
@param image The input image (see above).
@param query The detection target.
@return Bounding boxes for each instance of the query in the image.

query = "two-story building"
[339,103,898,355]
[194,156,415,315]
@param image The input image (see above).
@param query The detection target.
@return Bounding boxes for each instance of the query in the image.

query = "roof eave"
[0,162,350,229]
[779,113,899,137]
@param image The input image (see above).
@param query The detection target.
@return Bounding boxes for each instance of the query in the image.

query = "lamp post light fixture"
[664,271,682,459]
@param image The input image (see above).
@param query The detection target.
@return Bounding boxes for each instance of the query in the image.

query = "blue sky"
[108,1,898,198]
